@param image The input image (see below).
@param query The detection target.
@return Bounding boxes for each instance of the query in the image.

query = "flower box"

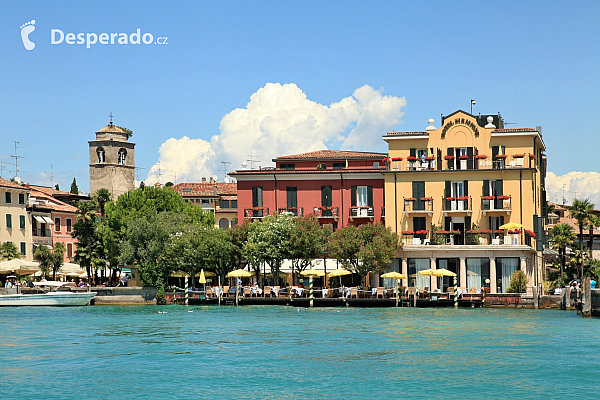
[494,230,503,233]
[495,154,507,159]
[474,154,487,159]
[449,230,461,234]
[444,155,455,160]
[415,230,428,235]
[407,156,417,162]
[459,155,469,159]
[512,154,524,158]
[446,197,456,201]
[525,229,536,237]
[402,230,415,235]
[497,195,510,200]
[404,197,416,201]
[481,196,495,200]
[391,157,403,161]
[466,229,481,234]
[480,230,493,234]
[508,229,521,234]
[420,197,433,201]
[458,196,469,201]
[435,230,449,234]
[424,156,435,161]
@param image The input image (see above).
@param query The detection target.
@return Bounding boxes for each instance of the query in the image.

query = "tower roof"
[96,121,127,134]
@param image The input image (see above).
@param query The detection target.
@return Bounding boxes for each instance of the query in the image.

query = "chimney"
[202,177,206,183]
[210,176,214,183]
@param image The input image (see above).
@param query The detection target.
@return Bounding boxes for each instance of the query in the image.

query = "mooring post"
[453,276,458,308]
[309,275,314,307]
[482,286,486,307]
[583,277,591,317]
[185,274,189,306]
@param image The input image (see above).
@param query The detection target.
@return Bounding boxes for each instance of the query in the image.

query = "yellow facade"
[383,111,546,294]
[0,179,32,261]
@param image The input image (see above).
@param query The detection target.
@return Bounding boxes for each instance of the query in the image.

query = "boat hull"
[0,292,96,306]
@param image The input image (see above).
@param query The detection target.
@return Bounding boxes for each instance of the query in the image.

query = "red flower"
[525,229,536,237]
[480,229,493,234]
[415,230,428,235]
[459,155,469,159]
[424,156,435,160]
[474,154,487,159]
[495,154,507,158]
[391,157,403,161]
[407,156,417,162]
[497,195,510,200]
[481,196,495,200]
[420,197,433,201]
[512,154,524,158]
[458,196,469,201]
[446,197,456,201]
[528,153,536,159]
[444,155,455,160]
[402,230,415,235]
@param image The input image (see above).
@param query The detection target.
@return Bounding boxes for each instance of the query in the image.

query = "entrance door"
[451,181,465,211]
[437,258,459,292]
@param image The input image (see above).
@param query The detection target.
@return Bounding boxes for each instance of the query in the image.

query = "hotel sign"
[441,117,479,139]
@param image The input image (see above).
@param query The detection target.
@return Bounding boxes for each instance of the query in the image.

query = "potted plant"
[424,156,435,161]
[474,154,487,159]
[420,197,433,201]
[459,155,469,159]
[391,157,403,161]
[402,230,415,235]
[444,155,455,160]
[407,156,417,162]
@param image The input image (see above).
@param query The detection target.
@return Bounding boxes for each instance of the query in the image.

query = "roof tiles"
[275,150,386,161]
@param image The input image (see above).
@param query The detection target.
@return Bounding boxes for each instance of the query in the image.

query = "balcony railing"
[401,231,530,247]
[442,196,473,215]
[349,206,374,220]
[403,198,434,215]
[387,156,537,172]
[313,207,339,219]
[481,195,512,214]
[278,207,303,217]
[32,228,52,237]
[381,207,385,218]
[244,207,270,219]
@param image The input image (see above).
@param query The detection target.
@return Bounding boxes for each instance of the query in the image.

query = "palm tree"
[568,249,590,279]
[550,223,576,284]
[587,214,600,256]
[51,242,66,280]
[73,201,98,285]
[92,188,113,217]
[0,242,21,261]
[34,245,54,279]
[566,198,594,251]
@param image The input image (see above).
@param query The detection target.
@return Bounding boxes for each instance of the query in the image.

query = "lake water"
[0,305,597,399]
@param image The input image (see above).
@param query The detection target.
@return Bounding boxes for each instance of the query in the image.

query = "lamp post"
[470,99,476,114]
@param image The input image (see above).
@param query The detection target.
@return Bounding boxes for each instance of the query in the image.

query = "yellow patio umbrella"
[300,269,324,307]
[170,271,188,278]
[263,271,289,278]
[226,269,252,278]
[328,269,352,277]
[195,271,216,277]
[198,269,207,284]
[432,269,456,277]
[432,269,459,307]
[499,222,522,230]
[417,268,437,276]
[381,271,408,307]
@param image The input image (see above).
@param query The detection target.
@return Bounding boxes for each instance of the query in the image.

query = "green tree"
[70,178,79,194]
[33,245,54,279]
[72,201,106,285]
[507,270,527,293]
[55,184,60,191]
[0,242,21,261]
[328,223,400,285]
[289,215,328,280]
[51,242,66,280]
[92,188,113,216]
[587,214,600,257]
[568,249,590,279]
[566,198,594,251]
[550,223,576,284]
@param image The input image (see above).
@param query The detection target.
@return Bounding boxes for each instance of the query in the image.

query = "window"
[408,258,430,288]
[66,218,72,233]
[118,148,127,165]
[219,218,229,230]
[286,187,297,208]
[351,186,373,208]
[18,193,25,204]
[496,258,519,293]
[412,181,425,211]
[67,243,73,258]
[231,218,237,228]
[373,162,379,169]
[413,216,426,239]
[20,242,26,256]
[6,214,12,228]
[54,217,61,232]
[321,186,332,207]
[483,179,504,210]
[96,147,106,163]
[317,163,327,170]
[19,215,25,229]
[219,199,229,209]
[280,163,295,171]
[357,186,368,207]
[252,187,263,208]
[333,162,346,170]
[5,192,11,204]
[466,258,490,289]
[231,200,237,209]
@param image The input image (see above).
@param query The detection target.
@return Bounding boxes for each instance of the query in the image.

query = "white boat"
[0,282,96,306]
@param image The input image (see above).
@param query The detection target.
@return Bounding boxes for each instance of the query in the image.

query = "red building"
[230,150,387,229]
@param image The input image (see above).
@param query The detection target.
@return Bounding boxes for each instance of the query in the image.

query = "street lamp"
[470,99,476,114]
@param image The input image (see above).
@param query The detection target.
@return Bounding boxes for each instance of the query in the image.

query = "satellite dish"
[224,177,230,183]
[241,161,247,169]
[212,175,218,182]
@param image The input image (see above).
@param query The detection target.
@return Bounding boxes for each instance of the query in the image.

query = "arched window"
[118,148,127,165]
[96,147,106,163]
[219,218,229,230]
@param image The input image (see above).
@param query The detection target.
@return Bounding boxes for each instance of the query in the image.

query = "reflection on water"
[0,306,598,399]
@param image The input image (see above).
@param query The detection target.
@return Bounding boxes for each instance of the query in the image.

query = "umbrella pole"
[396,279,399,307]
[453,276,458,308]
[218,276,221,306]
[185,274,189,306]
[309,275,313,307]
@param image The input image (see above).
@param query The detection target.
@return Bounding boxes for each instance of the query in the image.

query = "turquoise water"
[0,305,598,399]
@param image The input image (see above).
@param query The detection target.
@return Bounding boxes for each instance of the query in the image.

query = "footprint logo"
[20,20,36,50]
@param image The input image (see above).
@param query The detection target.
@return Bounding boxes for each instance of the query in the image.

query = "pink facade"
[52,211,77,263]
[231,150,387,229]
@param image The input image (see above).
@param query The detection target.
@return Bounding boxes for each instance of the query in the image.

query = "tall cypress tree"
[70,178,79,194]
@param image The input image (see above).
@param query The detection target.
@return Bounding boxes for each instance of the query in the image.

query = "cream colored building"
[0,177,31,260]
[383,110,547,294]
[89,121,136,199]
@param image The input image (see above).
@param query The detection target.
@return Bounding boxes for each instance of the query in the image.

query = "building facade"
[0,177,31,260]
[172,180,238,229]
[383,110,547,293]
[230,150,387,229]
[89,121,136,199]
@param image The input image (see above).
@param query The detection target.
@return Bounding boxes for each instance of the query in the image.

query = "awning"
[33,215,45,223]
[42,216,54,225]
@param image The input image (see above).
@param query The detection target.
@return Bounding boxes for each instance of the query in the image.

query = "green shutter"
[410,148,416,157]
[467,147,474,169]
[20,242,26,256]
[351,186,357,207]
[492,146,499,158]
[6,214,11,228]
[367,186,373,207]
[321,186,332,207]
[482,180,489,196]
[445,181,451,210]
[19,215,25,229]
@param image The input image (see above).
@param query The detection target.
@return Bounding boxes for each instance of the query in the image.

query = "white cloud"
[146,83,406,184]
[546,171,600,206]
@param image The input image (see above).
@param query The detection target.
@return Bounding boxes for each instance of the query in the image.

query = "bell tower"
[89,118,136,199]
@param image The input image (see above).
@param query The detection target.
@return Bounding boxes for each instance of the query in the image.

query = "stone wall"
[88,286,157,304]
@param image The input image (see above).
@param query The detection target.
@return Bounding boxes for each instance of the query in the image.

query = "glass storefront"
[496,257,519,293]
[408,258,430,288]
[466,258,490,290]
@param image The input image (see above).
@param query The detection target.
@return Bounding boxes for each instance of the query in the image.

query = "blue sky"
[1,1,599,203]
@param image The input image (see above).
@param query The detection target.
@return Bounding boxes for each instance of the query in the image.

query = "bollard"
[482,286,486,307]
[453,276,458,308]
[309,276,314,307]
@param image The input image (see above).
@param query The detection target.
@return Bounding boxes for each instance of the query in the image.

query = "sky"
[1,1,599,205]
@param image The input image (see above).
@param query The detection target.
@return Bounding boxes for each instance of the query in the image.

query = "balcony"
[349,206,374,221]
[481,195,512,215]
[403,198,433,216]
[401,230,532,247]
[244,207,270,219]
[32,228,52,246]
[386,155,537,172]
[442,196,473,216]
[33,228,52,237]
[313,207,339,220]
[278,207,304,217]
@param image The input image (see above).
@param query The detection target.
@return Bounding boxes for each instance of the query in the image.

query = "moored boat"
[0,282,96,306]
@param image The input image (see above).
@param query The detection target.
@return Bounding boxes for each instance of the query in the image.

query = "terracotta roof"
[231,169,386,176]
[492,128,536,132]
[29,189,78,213]
[26,185,73,197]
[173,182,237,197]
[274,150,387,161]
[97,122,127,134]
[221,196,237,201]
[0,177,27,190]
[386,131,429,136]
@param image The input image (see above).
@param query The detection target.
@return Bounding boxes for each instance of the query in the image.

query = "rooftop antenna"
[220,161,232,180]
[134,167,145,182]
[246,155,260,169]
[11,141,24,176]
[49,164,54,184]
[0,161,11,178]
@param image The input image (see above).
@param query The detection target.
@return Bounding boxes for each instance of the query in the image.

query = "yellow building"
[383,110,547,294]
[0,177,31,261]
